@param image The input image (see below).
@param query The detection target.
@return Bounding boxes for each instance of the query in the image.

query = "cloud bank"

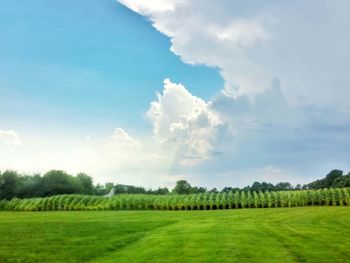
[119,0,350,107]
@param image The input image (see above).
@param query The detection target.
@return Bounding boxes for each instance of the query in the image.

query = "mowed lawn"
[0,207,349,263]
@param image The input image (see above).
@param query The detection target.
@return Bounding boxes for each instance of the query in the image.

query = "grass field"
[0,207,349,263]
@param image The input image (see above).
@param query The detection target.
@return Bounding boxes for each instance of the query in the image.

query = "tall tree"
[76,173,94,195]
[0,170,20,200]
[173,180,192,194]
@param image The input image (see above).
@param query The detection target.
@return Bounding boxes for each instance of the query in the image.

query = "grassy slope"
[0,207,349,263]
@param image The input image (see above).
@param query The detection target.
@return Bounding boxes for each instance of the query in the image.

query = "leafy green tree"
[0,170,20,200]
[251,182,262,192]
[308,169,343,189]
[191,186,206,194]
[153,187,169,195]
[17,174,41,198]
[39,170,81,197]
[275,182,292,191]
[173,180,192,195]
[76,173,94,195]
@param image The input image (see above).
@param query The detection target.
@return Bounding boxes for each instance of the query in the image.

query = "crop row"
[1,188,350,211]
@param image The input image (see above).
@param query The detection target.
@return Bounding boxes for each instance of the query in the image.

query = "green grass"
[0,207,349,263]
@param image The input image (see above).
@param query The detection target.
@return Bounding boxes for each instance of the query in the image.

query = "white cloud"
[119,0,350,106]
[215,19,267,47]
[118,0,177,14]
[148,79,224,165]
[0,129,22,149]
[118,0,270,98]
[109,128,140,150]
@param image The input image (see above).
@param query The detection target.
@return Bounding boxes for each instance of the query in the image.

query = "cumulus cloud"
[110,128,140,150]
[119,0,177,14]
[148,79,224,165]
[119,0,350,106]
[118,0,270,98]
[0,129,22,149]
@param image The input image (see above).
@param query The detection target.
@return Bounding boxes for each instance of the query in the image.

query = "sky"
[1,0,349,189]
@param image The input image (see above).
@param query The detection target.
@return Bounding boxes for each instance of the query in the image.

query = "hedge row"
[1,188,349,211]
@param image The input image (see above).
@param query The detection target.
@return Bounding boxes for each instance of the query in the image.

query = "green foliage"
[39,170,82,196]
[0,170,20,200]
[308,169,347,189]
[234,191,240,209]
[2,168,350,204]
[0,170,98,200]
[1,188,350,212]
[240,191,247,208]
[173,180,192,195]
[253,191,259,208]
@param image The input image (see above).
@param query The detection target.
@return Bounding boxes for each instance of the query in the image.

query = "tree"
[173,180,192,195]
[222,187,233,193]
[326,170,343,187]
[17,174,42,198]
[38,170,80,197]
[76,173,94,195]
[209,188,219,193]
[251,182,262,192]
[0,170,20,200]
[308,169,344,189]
[275,182,292,191]
[153,187,169,195]
[191,186,206,194]
[260,182,275,192]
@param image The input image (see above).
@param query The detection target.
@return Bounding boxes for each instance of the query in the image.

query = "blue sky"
[0,0,222,133]
[1,0,349,188]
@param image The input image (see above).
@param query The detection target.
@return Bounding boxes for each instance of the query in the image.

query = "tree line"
[0,170,169,200]
[0,169,349,200]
